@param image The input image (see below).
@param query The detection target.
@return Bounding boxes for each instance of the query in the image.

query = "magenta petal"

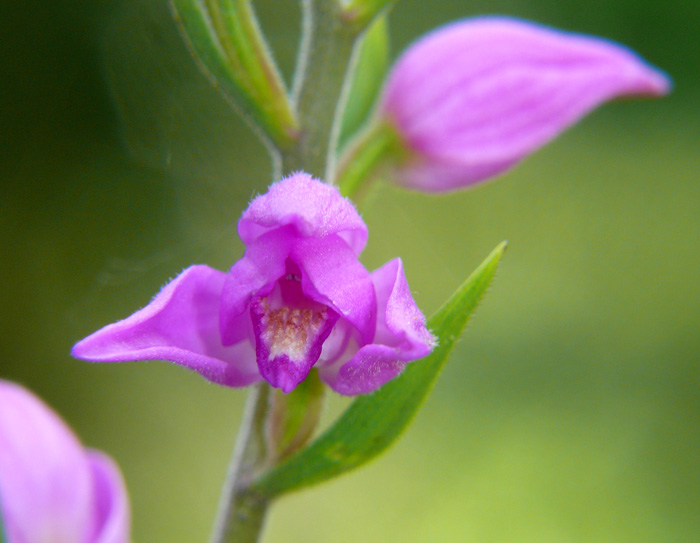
[381,17,670,192]
[251,297,340,393]
[72,265,261,387]
[87,451,131,543]
[320,259,435,395]
[293,235,377,343]
[238,172,368,255]
[0,381,94,543]
[219,228,292,344]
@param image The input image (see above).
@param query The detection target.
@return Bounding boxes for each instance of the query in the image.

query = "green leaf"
[0,507,5,543]
[337,119,403,199]
[338,15,389,149]
[253,242,507,497]
[170,0,297,149]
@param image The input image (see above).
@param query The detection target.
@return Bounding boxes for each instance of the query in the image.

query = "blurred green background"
[1,1,698,541]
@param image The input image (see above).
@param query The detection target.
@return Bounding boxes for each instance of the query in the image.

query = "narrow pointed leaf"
[253,242,506,497]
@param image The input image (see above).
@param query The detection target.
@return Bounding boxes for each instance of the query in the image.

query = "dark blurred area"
[1,1,698,541]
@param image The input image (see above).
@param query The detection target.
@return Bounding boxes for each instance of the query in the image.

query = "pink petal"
[238,172,368,255]
[251,294,340,393]
[292,235,377,344]
[219,228,292,344]
[381,17,670,192]
[320,258,434,395]
[87,451,131,543]
[72,265,261,387]
[0,381,94,543]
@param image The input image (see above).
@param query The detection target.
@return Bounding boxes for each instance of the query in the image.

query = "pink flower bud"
[0,380,131,543]
[378,17,670,192]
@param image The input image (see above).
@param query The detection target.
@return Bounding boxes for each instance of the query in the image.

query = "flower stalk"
[210,2,386,540]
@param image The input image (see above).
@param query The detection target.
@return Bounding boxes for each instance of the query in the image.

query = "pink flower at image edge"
[378,16,670,192]
[72,173,435,396]
[0,380,131,543]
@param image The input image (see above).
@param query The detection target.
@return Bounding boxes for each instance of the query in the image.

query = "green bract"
[265,370,325,465]
[171,0,298,149]
[338,15,390,149]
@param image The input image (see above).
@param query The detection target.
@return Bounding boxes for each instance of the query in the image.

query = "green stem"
[210,384,271,543]
[211,3,370,541]
[281,0,362,180]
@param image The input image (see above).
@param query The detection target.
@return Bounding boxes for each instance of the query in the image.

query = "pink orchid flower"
[0,380,131,543]
[73,173,435,395]
[378,17,670,192]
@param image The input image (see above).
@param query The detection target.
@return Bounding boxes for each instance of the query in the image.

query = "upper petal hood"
[238,173,368,255]
[380,17,670,191]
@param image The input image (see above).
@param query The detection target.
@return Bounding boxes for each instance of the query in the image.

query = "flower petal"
[0,381,94,543]
[292,235,377,344]
[87,451,131,543]
[381,17,670,191]
[219,228,293,345]
[238,172,368,255]
[319,258,435,395]
[72,265,261,387]
[251,296,340,393]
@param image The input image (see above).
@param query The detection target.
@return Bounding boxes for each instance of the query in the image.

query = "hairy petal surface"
[251,295,339,393]
[72,265,261,387]
[320,259,435,395]
[381,17,670,191]
[238,172,368,255]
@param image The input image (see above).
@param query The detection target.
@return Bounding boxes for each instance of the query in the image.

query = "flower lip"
[249,261,342,392]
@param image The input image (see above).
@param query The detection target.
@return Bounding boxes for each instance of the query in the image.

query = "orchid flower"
[354,17,670,193]
[0,380,131,543]
[72,173,435,395]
